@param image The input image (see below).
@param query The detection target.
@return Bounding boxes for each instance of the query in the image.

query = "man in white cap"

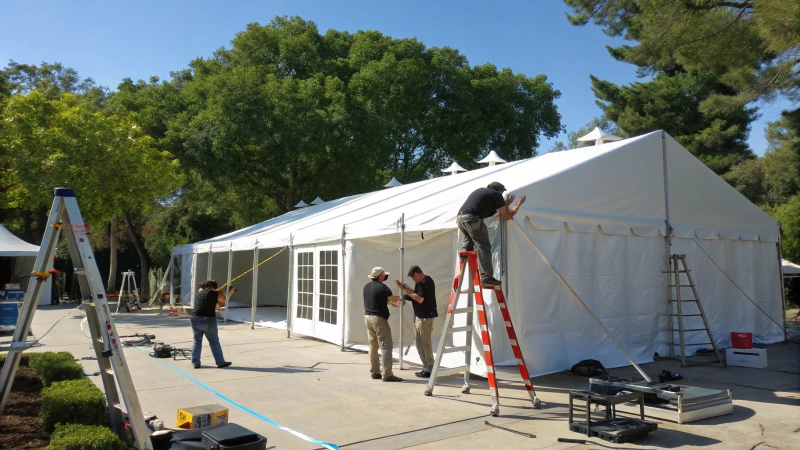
[364,267,403,382]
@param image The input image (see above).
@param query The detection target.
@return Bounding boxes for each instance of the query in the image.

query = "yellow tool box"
[177,403,229,429]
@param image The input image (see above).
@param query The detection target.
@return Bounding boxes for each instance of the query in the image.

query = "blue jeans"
[190,317,225,365]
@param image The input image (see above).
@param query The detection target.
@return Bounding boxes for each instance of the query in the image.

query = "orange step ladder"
[424,251,541,416]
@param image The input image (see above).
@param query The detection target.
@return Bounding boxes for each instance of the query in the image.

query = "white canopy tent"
[172,131,784,376]
[783,259,800,278]
[0,225,51,305]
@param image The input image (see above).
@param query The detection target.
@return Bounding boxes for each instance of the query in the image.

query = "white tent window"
[318,250,339,325]
[296,252,314,320]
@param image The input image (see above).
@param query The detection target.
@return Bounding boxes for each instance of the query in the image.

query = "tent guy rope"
[217,246,287,289]
[509,217,653,382]
[691,238,796,342]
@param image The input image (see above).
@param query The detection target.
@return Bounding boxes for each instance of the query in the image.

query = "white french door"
[292,245,342,341]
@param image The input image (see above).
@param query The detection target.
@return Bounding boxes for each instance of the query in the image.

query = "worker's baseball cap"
[368,267,389,279]
[488,182,506,193]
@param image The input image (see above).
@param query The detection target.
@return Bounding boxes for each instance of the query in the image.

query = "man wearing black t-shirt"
[364,267,403,382]
[191,280,234,369]
[457,182,526,286]
[395,265,437,378]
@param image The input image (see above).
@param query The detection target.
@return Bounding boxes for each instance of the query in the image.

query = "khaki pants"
[415,317,435,371]
[365,315,393,378]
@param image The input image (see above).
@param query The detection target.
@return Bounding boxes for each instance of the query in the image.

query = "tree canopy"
[564,0,800,113]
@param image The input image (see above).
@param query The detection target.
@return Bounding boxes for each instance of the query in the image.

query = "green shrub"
[29,351,84,386]
[46,423,122,450]
[40,378,107,432]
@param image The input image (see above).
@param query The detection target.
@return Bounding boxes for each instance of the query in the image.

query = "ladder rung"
[481,284,503,290]
[103,368,115,375]
[112,402,125,411]
[678,329,709,332]
[447,326,471,334]
[0,342,36,352]
[442,346,470,354]
[671,342,711,346]
[435,365,471,377]
[669,300,697,303]
[662,270,691,273]
[669,285,693,287]
[669,314,702,317]
[73,268,86,275]
[451,307,473,315]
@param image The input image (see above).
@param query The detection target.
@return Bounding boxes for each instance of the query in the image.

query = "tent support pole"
[190,251,198,308]
[500,219,508,295]
[340,226,347,351]
[250,247,259,330]
[286,234,294,338]
[777,222,788,342]
[207,247,213,283]
[399,214,406,370]
[224,245,233,324]
[169,253,175,307]
[512,218,653,382]
[661,130,674,357]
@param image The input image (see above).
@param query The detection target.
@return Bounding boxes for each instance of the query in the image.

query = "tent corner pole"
[776,222,788,343]
[250,247,259,330]
[661,130,674,355]
[340,225,347,351]
[286,234,294,338]
[169,252,175,307]
[399,214,405,370]
[223,245,233,325]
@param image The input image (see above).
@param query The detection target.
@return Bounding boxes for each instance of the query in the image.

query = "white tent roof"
[294,200,309,208]
[310,197,325,205]
[477,150,507,165]
[174,131,778,255]
[384,177,403,188]
[0,225,39,257]
[442,161,466,174]
[578,126,621,143]
[783,259,800,277]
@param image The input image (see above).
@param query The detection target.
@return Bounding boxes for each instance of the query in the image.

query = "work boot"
[193,363,200,369]
[371,373,382,379]
[481,276,502,286]
[216,362,232,368]
[415,370,431,378]
[382,375,403,382]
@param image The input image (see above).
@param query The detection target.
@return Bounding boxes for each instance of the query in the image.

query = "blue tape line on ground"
[133,347,339,450]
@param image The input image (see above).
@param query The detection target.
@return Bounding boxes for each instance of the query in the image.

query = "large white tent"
[0,225,50,304]
[172,131,785,376]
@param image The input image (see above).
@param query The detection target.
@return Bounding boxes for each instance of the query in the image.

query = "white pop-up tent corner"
[0,225,51,304]
[172,130,785,377]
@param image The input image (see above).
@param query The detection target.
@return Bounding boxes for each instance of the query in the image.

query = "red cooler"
[731,332,753,349]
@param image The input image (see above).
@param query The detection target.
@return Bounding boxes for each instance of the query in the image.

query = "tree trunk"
[122,211,149,300]
[106,216,118,293]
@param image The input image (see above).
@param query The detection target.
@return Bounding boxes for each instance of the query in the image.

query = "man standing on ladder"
[457,182,526,286]
[395,265,437,378]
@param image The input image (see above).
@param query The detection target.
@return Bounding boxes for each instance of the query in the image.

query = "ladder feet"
[461,385,470,394]
[489,404,500,417]
[424,388,433,397]
[533,397,542,409]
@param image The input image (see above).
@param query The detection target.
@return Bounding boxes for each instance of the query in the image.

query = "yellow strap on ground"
[32,271,51,278]
[219,246,287,289]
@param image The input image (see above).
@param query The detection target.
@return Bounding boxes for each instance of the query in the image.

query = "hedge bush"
[46,423,122,450]
[29,352,84,387]
[40,378,107,432]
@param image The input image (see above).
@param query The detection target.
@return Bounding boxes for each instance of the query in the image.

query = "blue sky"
[2,0,787,155]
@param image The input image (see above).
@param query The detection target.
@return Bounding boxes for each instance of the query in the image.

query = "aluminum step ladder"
[668,254,725,368]
[117,270,141,313]
[424,251,541,416]
[0,188,153,450]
